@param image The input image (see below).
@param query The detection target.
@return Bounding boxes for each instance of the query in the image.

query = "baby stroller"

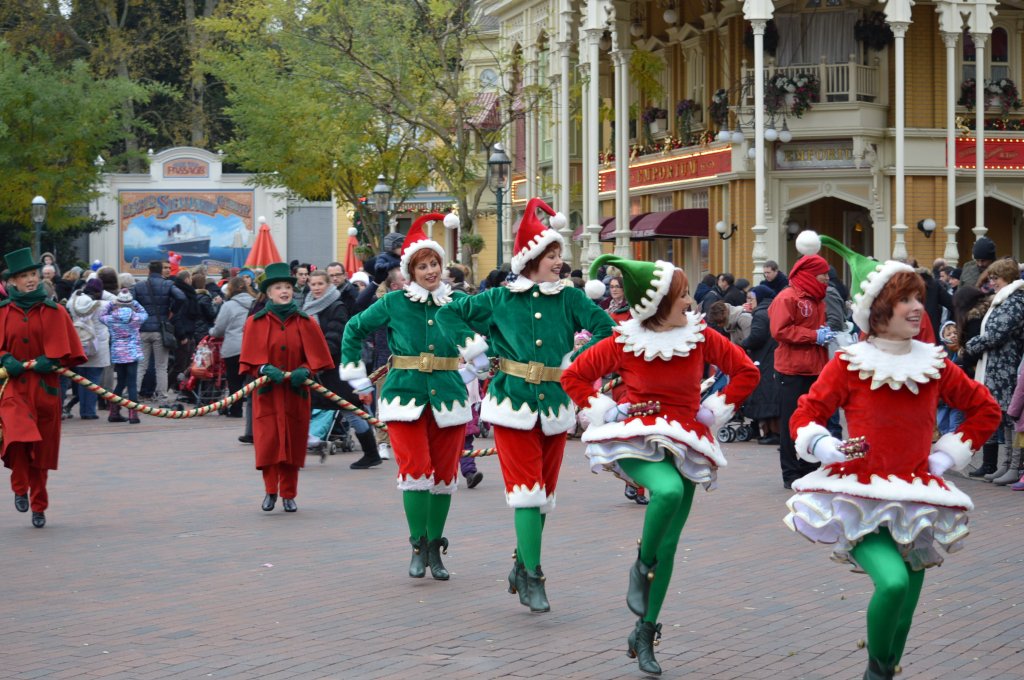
[307,408,358,462]
[179,336,227,406]
[699,369,754,443]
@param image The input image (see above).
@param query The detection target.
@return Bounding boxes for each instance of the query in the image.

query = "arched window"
[963,26,1013,82]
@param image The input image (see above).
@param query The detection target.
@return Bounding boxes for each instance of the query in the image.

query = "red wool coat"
[240,310,332,469]
[0,300,87,469]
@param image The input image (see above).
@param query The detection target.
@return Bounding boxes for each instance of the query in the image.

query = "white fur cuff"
[933,432,975,471]
[702,392,735,432]
[506,482,548,508]
[794,422,832,464]
[432,477,458,496]
[340,361,368,382]
[580,394,617,426]
[459,333,489,361]
[397,473,434,492]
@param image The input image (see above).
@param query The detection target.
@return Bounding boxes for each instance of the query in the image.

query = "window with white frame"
[685,189,709,209]
[962,26,1013,83]
[681,39,705,124]
[652,192,674,212]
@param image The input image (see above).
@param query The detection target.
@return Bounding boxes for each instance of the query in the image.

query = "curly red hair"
[868,271,925,335]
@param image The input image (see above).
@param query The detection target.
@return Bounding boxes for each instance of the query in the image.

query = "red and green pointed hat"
[586,254,676,321]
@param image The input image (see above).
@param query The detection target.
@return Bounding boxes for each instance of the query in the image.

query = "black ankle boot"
[863,657,895,680]
[627,619,662,675]
[426,537,450,580]
[970,442,999,477]
[350,432,382,469]
[524,565,550,613]
[507,549,528,606]
[408,536,427,578]
[627,548,657,617]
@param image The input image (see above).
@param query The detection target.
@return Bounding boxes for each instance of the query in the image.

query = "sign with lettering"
[774,141,856,170]
[954,138,1024,169]
[598,147,731,194]
[164,158,210,178]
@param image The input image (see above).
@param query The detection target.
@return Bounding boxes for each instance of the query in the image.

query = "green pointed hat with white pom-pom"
[585,254,677,321]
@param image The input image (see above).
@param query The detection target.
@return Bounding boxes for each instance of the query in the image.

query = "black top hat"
[1,248,42,280]
[259,262,297,293]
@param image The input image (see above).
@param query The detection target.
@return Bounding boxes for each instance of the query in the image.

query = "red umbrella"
[245,217,283,269]
[344,227,361,275]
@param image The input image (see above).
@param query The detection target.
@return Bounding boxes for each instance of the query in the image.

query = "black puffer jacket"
[132,274,182,333]
[740,298,780,420]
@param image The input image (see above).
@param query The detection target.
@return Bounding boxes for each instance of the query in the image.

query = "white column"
[611,46,632,257]
[972,34,988,240]
[883,0,914,259]
[587,26,602,241]
[558,10,572,228]
[578,55,592,262]
[525,50,538,198]
[941,29,961,265]
[744,0,774,278]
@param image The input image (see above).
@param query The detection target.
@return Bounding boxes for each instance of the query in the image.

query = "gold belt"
[391,353,460,373]
[499,358,563,385]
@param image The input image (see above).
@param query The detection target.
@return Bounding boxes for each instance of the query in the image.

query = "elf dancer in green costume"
[341,213,472,580]
[436,198,615,613]
[785,232,1001,680]
[561,255,758,675]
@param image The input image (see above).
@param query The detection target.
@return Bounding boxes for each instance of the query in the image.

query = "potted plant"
[765,73,819,118]
[744,19,779,56]
[675,99,698,144]
[708,88,729,129]
[643,106,669,135]
[959,78,1023,116]
[854,12,894,51]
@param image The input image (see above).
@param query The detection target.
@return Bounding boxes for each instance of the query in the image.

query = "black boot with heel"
[626,618,662,675]
[627,543,657,617]
[408,536,427,578]
[507,549,528,606]
[426,537,450,580]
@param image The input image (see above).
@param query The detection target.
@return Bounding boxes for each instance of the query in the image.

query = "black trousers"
[777,372,821,484]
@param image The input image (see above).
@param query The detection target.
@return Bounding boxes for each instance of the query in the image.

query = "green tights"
[849,529,925,667]
[617,457,696,623]
[514,507,547,571]
[402,490,452,541]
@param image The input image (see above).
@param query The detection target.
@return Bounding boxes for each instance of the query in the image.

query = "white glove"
[470,353,491,377]
[458,366,477,385]
[928,451,955,477]
[811,436,846,465]
[696,406,715,428]
[604,403,631,423]
[348,377,373,395]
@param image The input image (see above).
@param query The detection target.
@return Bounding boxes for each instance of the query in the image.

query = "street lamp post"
[371,174,392,239]
[487,143,511,267]
[31,196,47,261]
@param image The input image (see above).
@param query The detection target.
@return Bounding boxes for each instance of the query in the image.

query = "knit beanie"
[972,236,996,261]
[383,231,406,253]
[749,284,776,304]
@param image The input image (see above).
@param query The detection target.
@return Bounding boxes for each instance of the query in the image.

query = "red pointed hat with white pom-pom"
[399,212,458,280]
[510,197,567,275]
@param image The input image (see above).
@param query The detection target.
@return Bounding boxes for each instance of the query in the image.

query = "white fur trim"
[794,422,832,464]
[431,399,473,427]
[403,280,452,305]
[580,393,617,425]
[377,395,427,422]
[443,213,460,230]
[506,482,548,508]
[701,392,735,432]
[583,417,727,467]
[549,212,567,230]
[432,477,458,495]
[457,333,489,361]
[932,432,975,471]
[990,277,1024,308]
[400,239,446,281]
[506,276,565,295]
[585,278,606,300]
[839,339,945,394]
[791,468,973,511]
[614,314,706,361]
[480,394,576,434]
[631,261,676,321]
[348,227,358,237]
[559,352,573,369]
[539,492,556,514]
[795,230,822,255]
[510,228,565,275]
[851,261,915,332]
[397,473,434,492]
[340,361,368,382]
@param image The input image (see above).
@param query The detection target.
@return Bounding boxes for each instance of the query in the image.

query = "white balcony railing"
[740,56,882,106]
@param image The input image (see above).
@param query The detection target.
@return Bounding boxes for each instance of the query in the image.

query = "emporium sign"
[774,141,857,170]
[954,138,1024,169]
[598,147,731,194]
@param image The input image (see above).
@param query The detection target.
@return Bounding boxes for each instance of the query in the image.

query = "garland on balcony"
[957,116,1024,132]
[708,88,729,128]
[958,78,1023,117]
[765,73,820,118]
[598,130,718,166]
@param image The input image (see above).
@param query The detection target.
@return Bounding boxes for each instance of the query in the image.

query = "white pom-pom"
[585,278,606,300]
[795,230,821,256]
[443,213,460,230]
[348,227,358,237]
[549,212,567,230]
[258,215,266,224]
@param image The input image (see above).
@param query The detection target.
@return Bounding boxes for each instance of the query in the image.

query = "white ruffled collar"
[403,281,452,305]
[839,338,946,394]
[506,276,565,295]
[614,312,707,361]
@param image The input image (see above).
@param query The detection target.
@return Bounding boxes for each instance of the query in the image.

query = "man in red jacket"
[768,247,834,489]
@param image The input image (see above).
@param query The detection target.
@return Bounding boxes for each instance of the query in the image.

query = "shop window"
[962,27,1014,82]
[652,193,674,212]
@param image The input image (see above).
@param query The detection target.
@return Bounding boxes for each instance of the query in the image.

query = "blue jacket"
[132,274,184,333]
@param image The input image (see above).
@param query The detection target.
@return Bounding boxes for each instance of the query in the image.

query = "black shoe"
[31,512,45,528]
[261,494,277,511]
[14,495,29,513]
[350,453,382,469]
[968,465,996,478]
[783,480,793,490]
[758,434,781,445]
[409,536,427,578]
[624,484,638,501]
[80,415,99,420]
[426,537,450,580]
[524,566,550,613]
[282,498,297,512]
[238,435,254,444]
[466,471,483,489]
[635,494,649,505]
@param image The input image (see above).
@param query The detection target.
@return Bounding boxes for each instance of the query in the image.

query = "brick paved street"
[2,414,1022,679]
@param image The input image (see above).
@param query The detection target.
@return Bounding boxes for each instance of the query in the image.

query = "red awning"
[467,92,501,129]
[631,208,709,239]
[599,214,646,241]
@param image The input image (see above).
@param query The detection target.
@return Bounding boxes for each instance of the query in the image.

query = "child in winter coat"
[100,288,148,423]
[936,321,965,435]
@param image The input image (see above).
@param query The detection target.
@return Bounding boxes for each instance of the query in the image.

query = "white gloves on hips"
[928,451,955,477]
[470,353,491,377]
[348,377,373,395]
[696,406,715,428]
[458,366,477,385]
[605,403,631,423]
[811,436,846,465]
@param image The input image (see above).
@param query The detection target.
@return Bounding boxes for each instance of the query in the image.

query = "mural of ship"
[158,216,210,257]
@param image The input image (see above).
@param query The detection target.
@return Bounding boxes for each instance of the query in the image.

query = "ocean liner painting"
[158,216,211,258]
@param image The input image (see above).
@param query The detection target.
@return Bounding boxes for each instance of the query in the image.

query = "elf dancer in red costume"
[239,262,333,513]
[436,198,615,613]
[784,233,1001,680]
[562,255,758,675]
[0,248,87,528]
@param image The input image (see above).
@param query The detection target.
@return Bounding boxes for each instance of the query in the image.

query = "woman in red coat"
[239,262,332,513]
[1,248,87,528]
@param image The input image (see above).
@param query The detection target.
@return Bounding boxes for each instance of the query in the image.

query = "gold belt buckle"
[418,352,434,373]
[525,361,545,384]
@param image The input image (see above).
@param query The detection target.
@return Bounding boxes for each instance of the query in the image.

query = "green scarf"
[266,300,299,321]
[8,286,49,310]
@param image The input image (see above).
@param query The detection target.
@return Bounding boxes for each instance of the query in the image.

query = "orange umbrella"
[344,227,361,275]
[245,217,283,268]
